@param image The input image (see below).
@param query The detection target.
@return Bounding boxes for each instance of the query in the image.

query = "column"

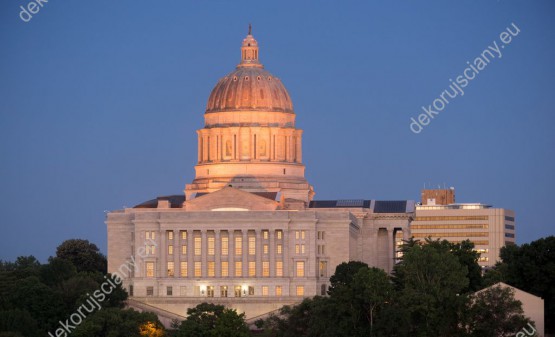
[403,226,410,241]
[160,229,166,277]
[197,132,202,163]
[229,230,235,277]
[215,230,221,277]
[371,229,379,268]
[242,230,248,277]
[255,229,262,277]
[269,230,276,277]
[387,229,394,273]
[283,229,289,277]
[201,230,207,278]
[173,230,179,278]
[296,131,302,163]
[187,230,194,279]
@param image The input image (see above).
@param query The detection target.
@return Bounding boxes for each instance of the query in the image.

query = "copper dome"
[205,30,294,114]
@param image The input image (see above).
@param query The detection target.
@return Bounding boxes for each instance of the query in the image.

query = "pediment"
[183,187,279,211]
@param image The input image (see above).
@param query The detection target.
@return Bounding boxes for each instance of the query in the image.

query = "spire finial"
[248,23,252,35]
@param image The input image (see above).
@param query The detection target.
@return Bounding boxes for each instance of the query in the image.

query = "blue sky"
[1,1,553,261]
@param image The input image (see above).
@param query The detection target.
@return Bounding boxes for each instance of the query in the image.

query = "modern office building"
[106,29,414,323]
[411,188,516,267]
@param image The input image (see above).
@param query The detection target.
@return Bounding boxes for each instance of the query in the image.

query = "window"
[262,261,270,277]
[208,237,215,255]
[295,231,299,240]
[235,236,242,255]
[180,262,187,277]
[234,286,242,297]
[235,262,242,277]
[194,262,201,277]
[248,236,256,255]
[296,286,304,296]
[146,245,156,255]
[146,262,154,277]
[505,233,515,238]
[221,236,229,255]
[301,245,305,254]
[249,262,256,277]
[208,262,215,277]
[207,286,214,298]
[129,285,134,297]
[168,245,173,255]
[318,231,325,240]
[194,237,201,255]
[167,231,173,241]
[181,245,187,255]
[221,286,228,297]
[248,286,254,296]
[277,244,282,254]
[478,256,489,262]
[296,261,305,277]
[146,286,154,296]
[295,244,300,254]
[221,261,229,277]
[276,261,283,277]
[505,224,515,230]
[146,231,155,240]
[262,286,269,296]
[301,231,305,239]
[319,261,328,277]
[275,286,282,296]
[263,244,269,254]
[167,286,173,296]
[180,230,187,240]
[167,262,174,277]
[263,230,269,240]
[321,284,327,296]
[276,230,282,240]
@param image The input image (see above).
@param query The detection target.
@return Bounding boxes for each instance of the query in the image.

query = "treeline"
[257,237,554,337]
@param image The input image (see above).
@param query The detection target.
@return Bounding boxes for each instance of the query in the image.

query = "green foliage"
[327,261,368,296]
[0,309,40,337]
[72,308,164,337]
[177,303,250,337]
[56,239,107,274]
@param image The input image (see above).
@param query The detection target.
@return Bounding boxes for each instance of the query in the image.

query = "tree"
[0,309,40,337]
[465,285,536,337]
[56,239,107,274]
[177,303,249,337]
[327,261,368,296]
[72,308,164,337]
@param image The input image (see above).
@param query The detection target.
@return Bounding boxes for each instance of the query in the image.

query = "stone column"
[269,230,276,277]
[173,230,179,278]
[242,230,248,277]
[229,230,235,277]
[283,229,289,277]
[215,230,221,277]
[201,230,207,278]
[255,229,262,277]
[160,229,166,277]
[187,230,193,279]
[387,229,394,273]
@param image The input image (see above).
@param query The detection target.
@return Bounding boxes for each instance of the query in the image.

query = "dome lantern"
[239,24,262,68]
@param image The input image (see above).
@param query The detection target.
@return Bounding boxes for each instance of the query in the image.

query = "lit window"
[168,245,173,255]
[319,261,327,277]
[180,262,187,277]
[194,237,201,255]
[194,262,201,277]
[295,231,299,240]
[182,245,187,255]
[248,286,254,296]
[277,244,282,254]
[301,244,305,254]
[235,236,242,255]
[276,261,283,277]
[208,261,215,277]
[263,230,269,240]
[276,230,282,240]
[146,262,154,278]
[263,244,269,254]
[275,286,282,296]
[301,231,305,239]
[296,261,305,277]
[208,237,215,255]
[167,262,174,277]
[221,236,229,255]
[221,286,228,297]
[151,245,155,255]
[221,261,229,277]
[235,262,242,277]
[296,286,304,296]
[181,231,187,240]
[262,286,269,296]
[167,231,173,241]
[248,236,256,255]
[249,262,256,276]
[295,244,300,254]
[167,286,173,296]
[234,286,242,297]
[207,286,214,298]
[262,261,270,277]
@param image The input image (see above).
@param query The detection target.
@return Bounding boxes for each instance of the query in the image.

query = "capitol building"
[106,28,416,322]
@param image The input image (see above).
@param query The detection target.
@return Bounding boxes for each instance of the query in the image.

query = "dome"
[205,28,294,114]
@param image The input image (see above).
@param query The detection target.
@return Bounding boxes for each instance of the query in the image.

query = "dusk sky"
[1,1,553,262]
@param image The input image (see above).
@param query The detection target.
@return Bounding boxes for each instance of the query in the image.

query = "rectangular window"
[262,286,269,296]
[167,231,173,241]
[167,261,174,277]
[276,261,283,277]
[221,236,229,255]
[295,231,299,240]
[167,286,173,296]
[277,244,282,254]
[319,261,327,277]
[181,230,187,240]
[194,262,201,277]
[146,262,154,278]
[301,244,305,254]
[194,237,201,256]
[207,286,214,298]
[263,230,269,240]
[208,261,215,277]
[295,244,300,254]
[129,285,134,297]
[208,237,215,255]
[276,230,282,240]
[263,244,269,254]
[296,286,304,296]
[235,262,242,277]
[168,245,174,255]
[180,262,187,277]
[234,286,242,297]
[275,286,282,296]
[301,231,305,239]
[248,286,254,296]
[296,261,305,277]
[146,286,154,296]
[262,261,270,277]
[249,261,256,277]
[248,236,256,255]
[221,261,229,277]
[322,245,325,255]
[220,286,228,297]
[146,231,155,240]
[182,245,187,255]
[235,236,242,255]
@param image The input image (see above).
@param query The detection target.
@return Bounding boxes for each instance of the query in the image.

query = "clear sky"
[1,1,553,262]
